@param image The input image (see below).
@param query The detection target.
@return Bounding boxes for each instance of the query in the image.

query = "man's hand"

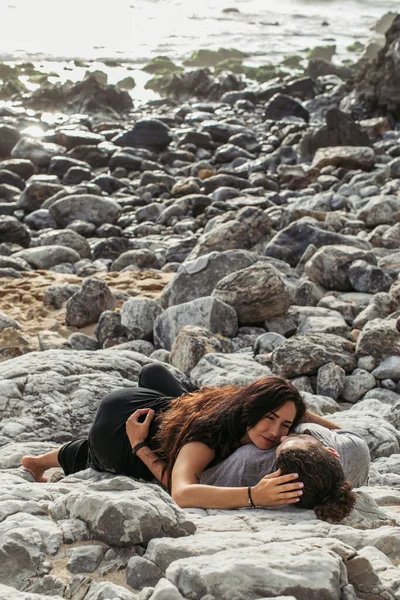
[126,408,154,447]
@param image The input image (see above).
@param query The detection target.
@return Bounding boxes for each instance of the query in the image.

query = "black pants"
[58,363,190,478]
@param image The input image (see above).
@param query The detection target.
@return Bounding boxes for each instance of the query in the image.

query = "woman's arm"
[301,409,341,430]
[126,409,168,487]
[171,442,304,509]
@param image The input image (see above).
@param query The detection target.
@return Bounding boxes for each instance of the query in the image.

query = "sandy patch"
[0,269,171,350]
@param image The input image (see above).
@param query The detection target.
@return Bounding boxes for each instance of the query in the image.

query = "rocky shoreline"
[1,13,400,600]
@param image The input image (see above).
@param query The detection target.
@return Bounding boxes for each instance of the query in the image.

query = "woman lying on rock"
[21,363,355,519]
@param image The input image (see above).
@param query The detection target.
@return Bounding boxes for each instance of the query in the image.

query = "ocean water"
[0,0,397,103]
[0,0,397,64]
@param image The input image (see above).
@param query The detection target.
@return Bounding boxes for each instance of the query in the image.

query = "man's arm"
[301,410,341,430]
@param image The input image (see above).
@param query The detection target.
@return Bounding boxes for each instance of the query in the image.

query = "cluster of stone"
[1,14,400,600]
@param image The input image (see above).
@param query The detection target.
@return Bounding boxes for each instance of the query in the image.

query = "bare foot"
[21,456,48,482]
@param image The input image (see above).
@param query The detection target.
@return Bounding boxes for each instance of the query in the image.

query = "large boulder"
[212,262,293,323]
[272,333,357,378]
[299,108,371,157]
[356,319,400,361]
[49,194,122,227]
[188,207,271,260]
[66,278,116,328]
[305,245,376,291]
[12,245,81,270]
[154,297,238,350]
[349,14,400,119]
[161,250,257,307]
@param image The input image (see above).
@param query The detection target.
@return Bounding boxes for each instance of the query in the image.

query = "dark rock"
[0,216,30,247]
[264,93,309,122]
[113,119,172,152]
[67,145,109,168]
[69,332,99,351]
[264,220,372,267]
[92,237,136,261]
[0,125,21,157]
[43,284,81,309]
[0,168,25,190]
[55,130,105,150]
[299,109,371,158]
[306,59,353,80]
[16,182,64,213]
[63,166,92,185]
[66,278,116,328]
[48,156,90,178]
[0,159,35,179]
[350,14,400,119]
[23,209,58,231]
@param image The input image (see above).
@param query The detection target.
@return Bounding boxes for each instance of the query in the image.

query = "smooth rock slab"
[372,356,400,380]
[272,334,356,378]
[311,146,375,170]
[167,541,349,600]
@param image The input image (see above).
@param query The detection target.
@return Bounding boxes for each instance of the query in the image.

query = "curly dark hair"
[276,444,357,522]
[155,376,306,488]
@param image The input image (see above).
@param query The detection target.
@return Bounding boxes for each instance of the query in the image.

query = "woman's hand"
[251,469,304,507]
[126,408,154,447]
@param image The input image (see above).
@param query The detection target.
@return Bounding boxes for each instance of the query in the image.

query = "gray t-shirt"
[200,424,370,489]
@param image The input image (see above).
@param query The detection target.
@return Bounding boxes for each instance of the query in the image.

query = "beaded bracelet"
[247,486,256,508]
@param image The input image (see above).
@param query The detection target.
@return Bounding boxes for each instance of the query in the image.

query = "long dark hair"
[155,376,306,488]
[276,445,357,522]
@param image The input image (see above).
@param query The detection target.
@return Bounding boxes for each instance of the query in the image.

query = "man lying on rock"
[21,363,364,522]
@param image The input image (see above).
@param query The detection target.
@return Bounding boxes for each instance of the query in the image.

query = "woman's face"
[241,401,297,450]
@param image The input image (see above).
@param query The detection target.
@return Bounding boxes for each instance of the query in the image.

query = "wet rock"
[0,158,35,180]
[113,119,171,152]
[212,262,293,324]
[154,296,238,350]
[272,333,356,378]
[66,278,116,328]
[264,93,309,122]
[0,124,20,157]
[49,194,122,227]
[11,137,65,168]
